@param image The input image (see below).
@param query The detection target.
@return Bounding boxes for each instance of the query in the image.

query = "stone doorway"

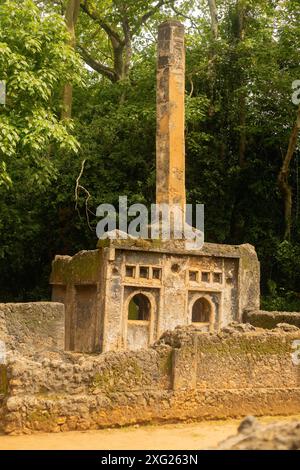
[126,292,153,350]
[191,296,214,332]
[128,293,151,321]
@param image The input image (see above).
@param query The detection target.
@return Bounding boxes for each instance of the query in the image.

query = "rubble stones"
[219,416,300,450]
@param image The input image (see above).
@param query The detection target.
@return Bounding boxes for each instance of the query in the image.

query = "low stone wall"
[243,309,300,329]
[0,302,65,358]
[1,324,300,434]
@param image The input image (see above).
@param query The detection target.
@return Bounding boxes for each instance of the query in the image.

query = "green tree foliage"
[77,0,178,81]
[0,0,82,182]
[0,0,83,299]
[185,0,300,308]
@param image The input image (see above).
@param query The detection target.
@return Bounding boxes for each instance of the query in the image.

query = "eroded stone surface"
[1,325,300,434]
[50,241,260,353]
[0,302,64,358]
[244,309,300,329]
[156,21,185,208]
[219,416,300,450]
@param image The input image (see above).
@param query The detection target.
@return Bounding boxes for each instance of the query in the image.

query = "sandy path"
[0,415,299,450]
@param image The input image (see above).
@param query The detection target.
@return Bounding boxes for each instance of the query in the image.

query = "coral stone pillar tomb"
[156,21,185,209]
[50,21,260,353]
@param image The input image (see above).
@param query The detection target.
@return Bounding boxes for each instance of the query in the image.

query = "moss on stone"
[50,258,70,284]
[28,410,53,423]
[240,253,255,271]
[244,311,300,330]
[35,393,64,401]
[90,370,112,392]
[90,359,145,393]
[0,365,8,397]
[198,336,293,356]
[151,239,164,249]
[71,251,100,282]
[251,316,277,329]
[131,360,143,379]
[97,239,110,248]
[51,250,101,284]
[97,237,166,252]
[159,351,173,375]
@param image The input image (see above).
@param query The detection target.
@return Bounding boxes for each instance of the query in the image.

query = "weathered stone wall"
[0,302,65,357]
[51,240,260,353]
[243,310,300,329]
[0,302,65,432]
[51,250,103,353]
[1,324,300,434]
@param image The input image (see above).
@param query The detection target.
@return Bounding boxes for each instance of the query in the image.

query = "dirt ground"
[0,415,300,450]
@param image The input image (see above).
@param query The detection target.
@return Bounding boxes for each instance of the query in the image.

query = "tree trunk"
[110,20,132,82]
[112,41,126,81]
[238,90,246,168]
[61,0,80,120]
[237,1,246,168]
[207,0,218,114]
[207,0,218,40]
[79,3,130,83]
[123,18,132,79]
[229,1,247,240]
[278,105,300,240]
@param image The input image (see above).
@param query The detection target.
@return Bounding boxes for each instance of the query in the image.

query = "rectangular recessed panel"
[51,285,66,304]
[189,271,198,282]
[74,285,98,353]
[126,265,135,277]
[213,272,222,283]
[201,272,210,282]
[152,268,162,280]
[126,323,150,351]
[139,266,149,279]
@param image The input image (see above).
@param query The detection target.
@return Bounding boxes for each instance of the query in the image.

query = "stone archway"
[124,290,156,350]
[190,295,215,332]
[128,293,151,321]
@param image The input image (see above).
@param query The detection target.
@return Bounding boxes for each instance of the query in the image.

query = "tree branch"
[278,105,300,240]
[75,159,94,232]
[170,3,199,30]
[78,45,117,82]
[81,0,124,46]
[73,0,81,24]
[61,0,81,120]
[133,0,170,35]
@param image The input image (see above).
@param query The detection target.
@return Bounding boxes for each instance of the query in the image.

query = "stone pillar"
[156,21,186,210]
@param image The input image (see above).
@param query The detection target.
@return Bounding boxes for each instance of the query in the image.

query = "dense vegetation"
[0,0,300,310]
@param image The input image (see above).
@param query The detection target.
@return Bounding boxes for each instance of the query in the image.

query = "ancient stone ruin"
[1,318,300,434]
[50,21,260,354]
[1,21,300,436]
